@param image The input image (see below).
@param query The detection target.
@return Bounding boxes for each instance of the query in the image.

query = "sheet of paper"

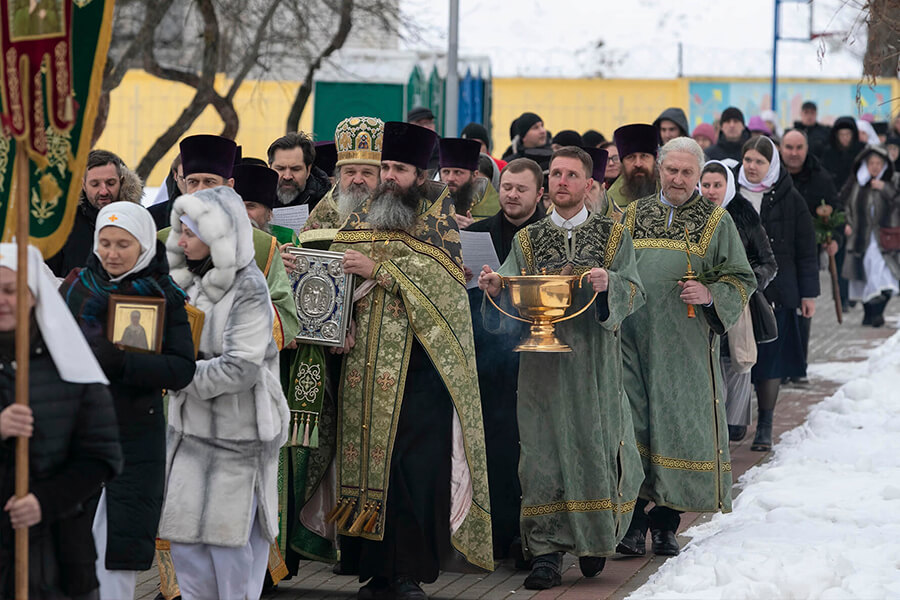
[459,230,501,289]
[271,204,310,233]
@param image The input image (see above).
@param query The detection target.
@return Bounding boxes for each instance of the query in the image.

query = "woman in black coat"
[735,136,819,451]
[59,203,195,599]
[0,244,121,599]
[702,161,778,442]
[822,116,867,192]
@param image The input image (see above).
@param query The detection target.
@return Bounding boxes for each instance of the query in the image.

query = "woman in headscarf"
[735,136,818,452]
[701,161,777,442]
[0,244,121,599]
[59,202,195,600]
[158,187,289,599]
[841,145,900,327]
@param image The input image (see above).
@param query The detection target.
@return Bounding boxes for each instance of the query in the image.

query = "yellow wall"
[97,71,900,187]
[490,78,689,152]
[96,71,313,186]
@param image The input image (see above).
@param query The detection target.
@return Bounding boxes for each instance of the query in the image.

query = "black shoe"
[578,556,606,577]
[393,577,427,600]
[333,560,358,575]
[616,528,646,556]
[790,377,809,386]
[751,409,774,452]
[872,313,886,328]
[728,424,747,442]
[650,529,680,556]
[523,565,561,590]
[357,577,391,600]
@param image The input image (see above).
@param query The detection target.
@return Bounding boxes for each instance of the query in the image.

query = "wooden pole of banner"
[14,147,30,599]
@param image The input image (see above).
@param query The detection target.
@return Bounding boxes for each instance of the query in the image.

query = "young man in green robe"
[328,122,493,600]
[479,146,646,590]
[619,136,756,557]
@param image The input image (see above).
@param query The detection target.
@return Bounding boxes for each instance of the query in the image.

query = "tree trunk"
[863,0,900,79]
[285,0,354,133]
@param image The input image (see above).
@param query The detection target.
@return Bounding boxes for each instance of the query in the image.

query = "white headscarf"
[738,136,781,193]
[94,203,157,282]
[856,119,879,146]
[0,244,107,384]
[701,160,737,208]
[857,154,888,187]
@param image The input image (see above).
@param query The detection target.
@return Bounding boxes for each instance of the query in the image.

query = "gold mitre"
[335,116,384,167]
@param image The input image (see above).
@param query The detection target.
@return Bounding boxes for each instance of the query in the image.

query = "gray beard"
[367,182,420,231]
[334,182,370,219]
[276,180,302,205]
[622,167,658,200]
[250,219,271,235]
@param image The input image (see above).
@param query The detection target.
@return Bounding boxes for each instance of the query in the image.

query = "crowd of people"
[0,97,898,600]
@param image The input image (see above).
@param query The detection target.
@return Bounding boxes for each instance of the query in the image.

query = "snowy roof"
[314,48,491,84]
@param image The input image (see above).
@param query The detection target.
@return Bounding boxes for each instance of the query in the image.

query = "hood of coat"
[829,116,861,148]
[166,187,255,303]
[653,107,690,139]
[78,164,144,208]
[851,144,895,182]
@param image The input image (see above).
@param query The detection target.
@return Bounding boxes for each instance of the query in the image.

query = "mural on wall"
[689,81,893,128]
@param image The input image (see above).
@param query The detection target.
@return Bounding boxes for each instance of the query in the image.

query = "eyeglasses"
[607,156,621,164]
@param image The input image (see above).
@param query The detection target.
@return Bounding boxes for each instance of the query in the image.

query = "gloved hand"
[90,336,126,380]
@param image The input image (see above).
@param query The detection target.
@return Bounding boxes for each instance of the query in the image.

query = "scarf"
[701,160,737,208]
[857,161,887,187]
[738,137,781,193]
[94,203,158,283]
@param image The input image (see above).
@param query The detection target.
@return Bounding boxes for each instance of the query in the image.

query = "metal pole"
[771,0,780,111]
[445,0,459,137]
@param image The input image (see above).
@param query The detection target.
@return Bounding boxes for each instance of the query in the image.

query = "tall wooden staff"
[0,2,117,596]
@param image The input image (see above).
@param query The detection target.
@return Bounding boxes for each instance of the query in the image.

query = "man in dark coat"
[792,101,831,158]
[706,106,751,162]
[653,107,690,145]
[267,132,330,210]
[782,129,843,380]
[822,117,867,193]
[503,112,553,171]
[46,150,144,277]
[464,158,545,563]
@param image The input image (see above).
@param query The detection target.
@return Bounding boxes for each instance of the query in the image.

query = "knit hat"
[407,106,435,123]
[613,124,659,159]
[180,134,237,178]
[552,130,583,147]
[720,107,745,124]
[692,123,716,144]
[334,116,384,167]
[747,116,773,136]
[461,122,491,151]
[232,163,278,209]
[438,138,481,171]
[582,129,606,147]
[381,121,439,170]
[515,112,543,140]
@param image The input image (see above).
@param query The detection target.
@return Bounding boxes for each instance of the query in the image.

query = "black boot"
[751,408,774,451]
[728,424,747,442]
[523,554,562,590]
[650,529,680,556]
[872,296,889,328]
[862,301,874,325]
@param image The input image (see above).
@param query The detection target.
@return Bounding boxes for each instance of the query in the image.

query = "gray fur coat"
[158,187,289,547]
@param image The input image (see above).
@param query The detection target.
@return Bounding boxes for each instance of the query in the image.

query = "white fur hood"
[166,186,255,303]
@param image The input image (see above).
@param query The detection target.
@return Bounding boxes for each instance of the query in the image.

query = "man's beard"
[250,218,271,234]
[368,181,421,231]
[451,179,475,214]
[334,182,371,219]
[621,165,658,200]
[276,179,303,205]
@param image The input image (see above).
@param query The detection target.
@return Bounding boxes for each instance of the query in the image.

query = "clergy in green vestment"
[618,137,756,559]
[479,146,646,591]
[604,124,662,222]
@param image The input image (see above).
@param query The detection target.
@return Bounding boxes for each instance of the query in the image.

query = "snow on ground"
[628,332,900,600]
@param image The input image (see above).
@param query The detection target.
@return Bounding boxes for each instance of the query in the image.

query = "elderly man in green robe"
[328,121,493,600]
[618,137,756,558]
[479,146,646,590]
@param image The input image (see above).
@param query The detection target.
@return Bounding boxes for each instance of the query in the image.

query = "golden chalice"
[486,270,598,352]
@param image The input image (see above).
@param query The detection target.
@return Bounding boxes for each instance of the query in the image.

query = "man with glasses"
[46,149,144,276]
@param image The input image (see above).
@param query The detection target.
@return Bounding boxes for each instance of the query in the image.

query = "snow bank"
[628,332,900,600]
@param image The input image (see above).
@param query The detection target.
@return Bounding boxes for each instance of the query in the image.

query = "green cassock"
[621,193,756,513]
[483,211,647,558]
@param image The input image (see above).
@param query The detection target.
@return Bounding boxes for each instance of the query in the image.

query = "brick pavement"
[135,273,898,599]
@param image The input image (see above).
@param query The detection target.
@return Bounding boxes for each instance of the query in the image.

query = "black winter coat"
[280,165,331,210]
[789,152,843,243]
[822,117,867,192]
[726,194,778,291]
[45,201,99,278]
[705,129,751,162]
[59,245,196,571]
[0,332,121,598]
[792,121,831,158]
[736,167,820,309]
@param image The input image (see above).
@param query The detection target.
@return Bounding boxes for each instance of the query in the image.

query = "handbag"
[727,303,757,373]
[879,226,900,251]
[748,291,778,344]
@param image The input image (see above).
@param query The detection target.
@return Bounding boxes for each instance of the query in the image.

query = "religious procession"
[2,1,900,599]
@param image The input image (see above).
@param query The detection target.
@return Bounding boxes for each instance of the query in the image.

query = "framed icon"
[107,294,166,354]
[184,303,205,358]
[286,247,355,347]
